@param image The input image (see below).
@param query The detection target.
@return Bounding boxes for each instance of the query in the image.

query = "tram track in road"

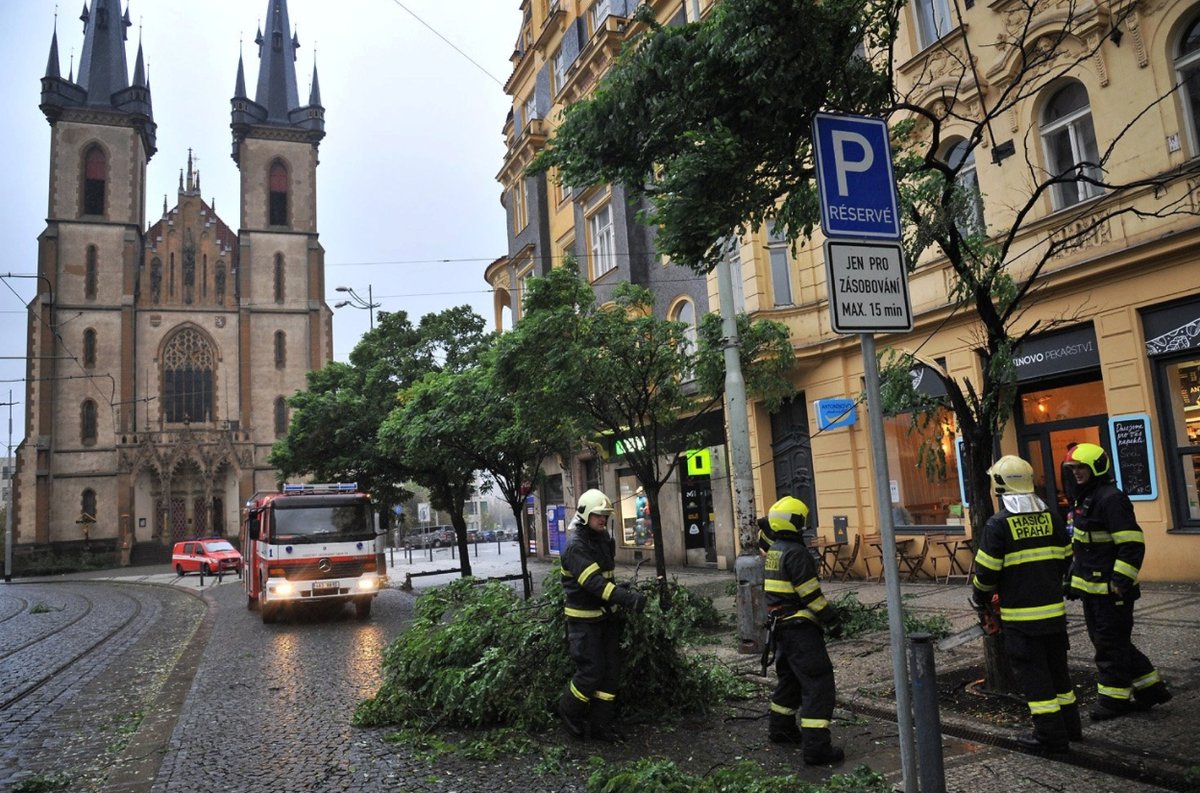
[0,583,146,717]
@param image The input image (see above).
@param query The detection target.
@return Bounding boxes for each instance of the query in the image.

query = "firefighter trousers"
[1082,596,1165,707]
[1004,628,1075,744]
[770,621,836,751]
[562,619,621,714]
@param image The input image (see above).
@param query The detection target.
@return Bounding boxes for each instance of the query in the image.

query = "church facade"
[11,0,331,563]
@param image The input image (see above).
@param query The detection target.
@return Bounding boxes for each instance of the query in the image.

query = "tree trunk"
[507,498,532,599]
[645,488,672,611]
[450,510,473,578]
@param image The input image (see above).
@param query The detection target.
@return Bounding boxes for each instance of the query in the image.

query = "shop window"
[883,407,962,527]
[1040,81,1103,209]
[1158,356,1200,527]
[616,470,653,548]
[1018,380,1108,425]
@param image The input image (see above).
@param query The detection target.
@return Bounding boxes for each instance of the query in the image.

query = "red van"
[172,538,242,577]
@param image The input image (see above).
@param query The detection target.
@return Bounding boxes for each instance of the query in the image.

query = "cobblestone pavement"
[4,545,1198,792]
[0,581,205,791]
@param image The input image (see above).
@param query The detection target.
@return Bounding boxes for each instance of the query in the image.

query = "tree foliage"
[497,262,793,607]
[531,0,895,271]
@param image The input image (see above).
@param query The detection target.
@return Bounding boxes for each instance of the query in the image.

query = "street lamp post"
[334,285,380,330]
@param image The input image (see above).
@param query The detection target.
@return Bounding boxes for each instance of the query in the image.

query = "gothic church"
[12,0,331,562]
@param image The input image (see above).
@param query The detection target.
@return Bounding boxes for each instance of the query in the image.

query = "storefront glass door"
[1017,379,1108,518]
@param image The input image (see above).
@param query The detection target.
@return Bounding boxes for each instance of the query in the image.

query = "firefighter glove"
[1110,578,1129,599]
[826,614,844,640]
[614,584,647,613]
[1063,581,1079,601]
[971,588,990,608]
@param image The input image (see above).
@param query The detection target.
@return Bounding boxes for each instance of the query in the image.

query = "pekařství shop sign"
[1011,324,1100,382]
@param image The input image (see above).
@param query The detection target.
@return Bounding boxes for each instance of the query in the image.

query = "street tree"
[499,263,793,607]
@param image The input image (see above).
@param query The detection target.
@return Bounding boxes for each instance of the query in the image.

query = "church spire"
[234,50,247,99]
[75,0,130,103]
[254,0,300,124]
[132,38,146,87]
[45,24,62,80]
[308,59,321,107]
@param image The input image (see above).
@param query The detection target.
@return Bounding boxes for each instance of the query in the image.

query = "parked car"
[172,538,242,577]
[404,526,455,549]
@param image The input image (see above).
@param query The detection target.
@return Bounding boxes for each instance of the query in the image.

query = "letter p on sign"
[831,130,874,196]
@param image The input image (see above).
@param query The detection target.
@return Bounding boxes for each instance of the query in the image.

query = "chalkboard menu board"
[1107,414,1157,501]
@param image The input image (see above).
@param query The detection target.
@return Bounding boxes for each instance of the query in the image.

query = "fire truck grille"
[284,561,365,581]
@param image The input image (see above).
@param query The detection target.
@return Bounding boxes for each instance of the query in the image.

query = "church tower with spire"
[11,0,333,564]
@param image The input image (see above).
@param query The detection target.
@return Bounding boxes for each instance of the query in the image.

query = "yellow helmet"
[1066,442,1111,478]
[987,455,1035,495]
[576,489,614,522]
[768,495,809,534]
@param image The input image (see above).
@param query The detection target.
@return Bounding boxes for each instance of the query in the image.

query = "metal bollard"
[908,632,946,793]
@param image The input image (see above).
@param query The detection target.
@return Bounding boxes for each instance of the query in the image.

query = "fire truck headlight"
[357,577,378,591]
[275,581,296,596]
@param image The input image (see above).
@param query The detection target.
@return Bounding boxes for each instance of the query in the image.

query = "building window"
[83,328,97,369]
[940,137,986,235]
[274,254,285,304]
[766,221,793,307]
[274,396,289,437]
[81,399,98,445]
[883,407,962,527]
[151,257,162,303]
[274,330,286,368]
[523,94,537,126]
[268,160,289,226]
[1040,81,1103,209]
[590,0,612,35]
[912,0,952,49]
[670,298,698,360]
[1175,16,1200,157]
[83,145,107,216]
[163,327,215,423]
[511,180,528,233]
[85,246,98,300]
[588,202,617,279]
[82,489,97,520]
[552,46,568,94]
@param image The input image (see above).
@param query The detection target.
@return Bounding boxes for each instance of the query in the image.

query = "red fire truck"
[241,482,387,623]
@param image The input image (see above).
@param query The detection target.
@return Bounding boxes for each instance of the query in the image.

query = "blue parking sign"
[812,113,901,240]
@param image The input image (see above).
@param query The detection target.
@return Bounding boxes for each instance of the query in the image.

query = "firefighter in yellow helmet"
[1064,443,1172,719]
[972,455,1077,752]
[762,495,844,765]
[555,488,647,742]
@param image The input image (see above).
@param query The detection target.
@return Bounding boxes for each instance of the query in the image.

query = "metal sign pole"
[861,333,917,793]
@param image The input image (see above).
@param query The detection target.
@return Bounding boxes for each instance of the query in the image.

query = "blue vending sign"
[812,112,902,240]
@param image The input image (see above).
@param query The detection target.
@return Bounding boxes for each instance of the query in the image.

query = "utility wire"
[386,0,506,87]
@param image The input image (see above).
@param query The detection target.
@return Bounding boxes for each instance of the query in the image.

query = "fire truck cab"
[241,483,387,623]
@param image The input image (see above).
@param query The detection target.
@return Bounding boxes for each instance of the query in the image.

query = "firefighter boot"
[1089,698,1132,721]
[589,698,623,743]
[801,728,845,766]
[768,712,803,745]
[556,690,589,740]
[1131,683,1172,712]
[1062,704,1083,742]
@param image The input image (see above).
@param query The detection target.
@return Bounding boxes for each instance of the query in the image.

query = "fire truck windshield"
[270,499,374,544]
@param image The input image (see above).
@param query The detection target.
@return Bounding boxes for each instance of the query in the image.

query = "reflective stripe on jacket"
[1069,481,1144,597]
[972,494,1071,634]
[764,528,836,630]
[561,518,622,621]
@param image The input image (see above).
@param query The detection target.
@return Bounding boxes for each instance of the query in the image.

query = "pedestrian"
[1064,442,1172,720]
[762,495,845,765]
[555,488,647,742]
[971,455,1079,752]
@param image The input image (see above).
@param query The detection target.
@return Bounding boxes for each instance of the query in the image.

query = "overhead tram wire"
[385,0,505,87]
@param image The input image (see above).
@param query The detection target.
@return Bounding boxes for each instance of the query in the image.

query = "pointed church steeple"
[45,25,61,80]
[132,39,146,87]
[309,60,321,107]
[234,51,247,99]
[254,0,300,123]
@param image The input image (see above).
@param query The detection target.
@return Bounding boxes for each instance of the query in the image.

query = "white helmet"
[577,489,614,522]
[988,455,1035,495]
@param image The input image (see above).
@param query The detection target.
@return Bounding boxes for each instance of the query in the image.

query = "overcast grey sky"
[0,0,519,447]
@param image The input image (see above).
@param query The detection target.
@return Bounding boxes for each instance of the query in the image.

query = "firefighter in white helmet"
[555,488,647,742]
[972,455,1077,752]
